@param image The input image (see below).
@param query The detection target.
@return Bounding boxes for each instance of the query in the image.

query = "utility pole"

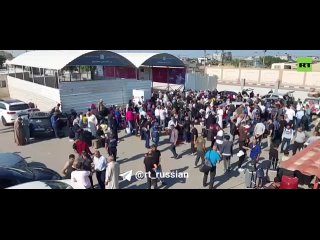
[263,50,267,68]
[221,50,225,65]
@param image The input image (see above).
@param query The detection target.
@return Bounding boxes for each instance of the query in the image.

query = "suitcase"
[280,176,299,189]
[245,170,257,188]
[92,138,103,149]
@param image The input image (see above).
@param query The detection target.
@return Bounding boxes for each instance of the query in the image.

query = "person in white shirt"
[87,112,98,137]
[105,156,120,189]
[93,150,107,189]
[155,106,161,123]
[71,161,92,189]
[215,127,224,152]
[217,106,224,129]
[295,108,305,128]
[254,122,266,144]
[285,106,295,122]
[159,106,166,129]
[296,101,302,111]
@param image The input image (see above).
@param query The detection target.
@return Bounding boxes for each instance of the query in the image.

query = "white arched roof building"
[6,50,185,112]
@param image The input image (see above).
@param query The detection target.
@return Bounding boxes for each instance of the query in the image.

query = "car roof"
[6,180,86,189]
[0,153,26,167]
[0,99,26,104]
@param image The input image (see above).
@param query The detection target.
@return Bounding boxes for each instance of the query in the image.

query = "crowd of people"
[11,88,320,189]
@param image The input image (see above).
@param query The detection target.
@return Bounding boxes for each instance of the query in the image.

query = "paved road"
[0,85,315,189]
[0,122,288,189]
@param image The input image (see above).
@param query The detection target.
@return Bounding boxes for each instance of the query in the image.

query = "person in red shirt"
[73,138,93,156]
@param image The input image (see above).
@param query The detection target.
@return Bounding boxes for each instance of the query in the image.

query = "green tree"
[259,56,287,68]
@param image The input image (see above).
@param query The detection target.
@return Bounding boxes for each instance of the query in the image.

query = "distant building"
[271,62,297,70]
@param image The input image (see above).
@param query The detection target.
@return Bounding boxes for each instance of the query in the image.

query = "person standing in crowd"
[203,145,221,189]
[215,125,224,153]
[169,124,179,159]
[109,115,119,142]
[105,156,119,189]
[71,161,92,189]
[229,118,238,143]
[51,111,60,138]
[159,106,166,130]
[150,144,166,186]
[143,116,152,149]
[292,127,306,155]
[305,104,312,130]
[182,116,191,143]
[87,112,98,138]
[105,133,118,160]
[221,135,233,173]
[20,114,30,144]
[73,136,93,156]
[14,117,26,146]
[151,121,160,146]
[126,107,135,134]
[93,150,107,189]
[243,138,261,171]
[155,105,160,124]
[195,132,206,167]
[79,151,94,188]
[254,120,265,145]
[265,119,274,150]
[190,123,198,156]
[295,107,305,129]
[61,154,77,179]
[217,106,224,129]
[281,124,294,153]
[269,144,279,170]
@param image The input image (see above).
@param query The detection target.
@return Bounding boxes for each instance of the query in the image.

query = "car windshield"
[0,154,28,168]
[42,181,73,189]
[9,104,29,111]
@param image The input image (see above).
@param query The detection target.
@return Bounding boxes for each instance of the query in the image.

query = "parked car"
[29,111,55,138]
[0,99,31,126]
[218,91,238,101]
[0,153,62,189]
[6,179,85,189]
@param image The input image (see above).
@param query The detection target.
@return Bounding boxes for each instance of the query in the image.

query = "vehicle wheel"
[1,116,8,126]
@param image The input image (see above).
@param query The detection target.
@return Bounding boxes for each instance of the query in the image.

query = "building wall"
[7,76,60,111]
[0,74,9,98]
[59,79,151,113]
[205,66,320,89]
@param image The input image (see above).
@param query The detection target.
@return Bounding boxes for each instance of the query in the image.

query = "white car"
[303,97,320,115]
[0,99,31,126]
[6,179,86,189]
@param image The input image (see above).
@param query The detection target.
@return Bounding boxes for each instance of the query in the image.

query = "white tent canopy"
[7,50,185,70]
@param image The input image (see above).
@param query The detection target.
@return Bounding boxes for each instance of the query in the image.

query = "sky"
[2,50,320,58]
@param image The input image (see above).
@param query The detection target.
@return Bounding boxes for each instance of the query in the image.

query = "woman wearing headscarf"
[14,117,26,146]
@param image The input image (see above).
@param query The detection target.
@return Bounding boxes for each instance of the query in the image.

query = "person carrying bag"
[199,145,221,189]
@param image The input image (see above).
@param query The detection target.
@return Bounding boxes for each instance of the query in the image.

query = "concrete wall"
[59,79,151,113]
[185,73,217,91]
[240,69,260,84]
[206,66,320,89]
[7,76,60,111]
[305,72,320,87]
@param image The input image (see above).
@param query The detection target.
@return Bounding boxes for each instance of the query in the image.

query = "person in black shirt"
[151,144,166,186]
[269,143,279,170]
[144,151,158,189]
[182,117,191,143]
[190,123,198,155]
[105,133,118,160]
